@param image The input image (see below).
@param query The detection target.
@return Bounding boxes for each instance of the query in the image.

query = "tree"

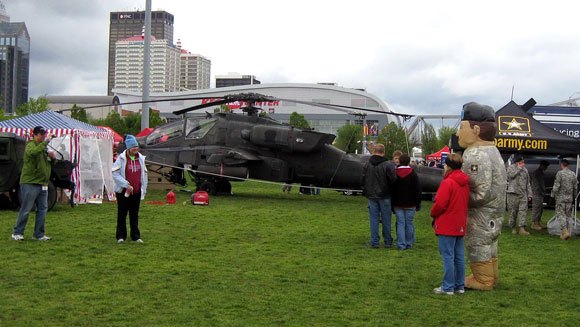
[334,124,363,153]
[437,126,457,150]
[16,97,50,116]
[377,122,410,159]
[126,109,166,135]
[70,104,89,123]
[123,113,141,135]
[288,112,310,129]
[103,111,126,136]
[421,123,439,157]
[0,110,13,122]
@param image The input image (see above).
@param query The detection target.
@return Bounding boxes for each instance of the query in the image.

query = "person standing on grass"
[12,126,56,241]
[506,156,533,236]
[113,135,148,244]
[361,143,397,248]
[430,153,470,295]
[392,153,421,251]
[550,159,577,240]
[530,160,549,230]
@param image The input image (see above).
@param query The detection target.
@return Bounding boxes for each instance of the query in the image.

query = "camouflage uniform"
[462,145,507,263]
[530,167,546,224]
[506,164,532,228]
[550,168,578,230]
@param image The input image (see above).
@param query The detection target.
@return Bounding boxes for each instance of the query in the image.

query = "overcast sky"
[5,0,580,115]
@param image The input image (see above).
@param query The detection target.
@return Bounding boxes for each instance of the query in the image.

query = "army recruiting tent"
[0,111,114,204]
[494,100,580,155]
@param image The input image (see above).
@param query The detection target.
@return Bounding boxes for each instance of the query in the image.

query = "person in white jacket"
[112,135,148,243]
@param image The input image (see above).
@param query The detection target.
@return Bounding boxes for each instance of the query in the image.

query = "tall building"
[114,35,180,93]
[177,40,211,90]
[0,1,9,23]
[0,16,29,114]
[215,73,260,88]
[108,10,174,95]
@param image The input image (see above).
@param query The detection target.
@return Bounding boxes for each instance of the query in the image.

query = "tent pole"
[95,138,107,203]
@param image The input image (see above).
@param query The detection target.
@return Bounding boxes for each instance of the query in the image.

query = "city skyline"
[5,0,580,116]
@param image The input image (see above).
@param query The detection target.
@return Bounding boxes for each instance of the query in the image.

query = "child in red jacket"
[430,153,470,295]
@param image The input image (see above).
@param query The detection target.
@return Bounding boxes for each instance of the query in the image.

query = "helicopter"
[131,93,444,195]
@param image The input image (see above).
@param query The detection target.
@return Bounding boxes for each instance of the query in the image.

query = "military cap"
[461,102,496,122]
[514,156,524,163]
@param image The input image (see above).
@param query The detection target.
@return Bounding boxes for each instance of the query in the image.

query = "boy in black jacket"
[392,153,422,250]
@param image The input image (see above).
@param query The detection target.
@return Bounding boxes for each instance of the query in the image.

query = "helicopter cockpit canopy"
[186,118,217,139]
[146,120,183,145]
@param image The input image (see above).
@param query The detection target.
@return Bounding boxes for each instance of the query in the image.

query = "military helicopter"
[133,93,444,195]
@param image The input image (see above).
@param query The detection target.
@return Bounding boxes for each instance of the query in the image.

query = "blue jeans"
[368,198,392,246]
[14,184,48,238]
[395,207,416,250]
[438,235,465,292]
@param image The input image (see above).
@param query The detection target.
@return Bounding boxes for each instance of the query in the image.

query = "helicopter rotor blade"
[54,96,217,113]
[274,97,414,119]
[172,98,232,115]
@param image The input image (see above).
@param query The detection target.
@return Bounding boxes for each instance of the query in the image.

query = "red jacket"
[430,169,470,236]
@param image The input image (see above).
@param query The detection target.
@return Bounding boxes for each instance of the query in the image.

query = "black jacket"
[361,155,397,199]
[392,166,422,208]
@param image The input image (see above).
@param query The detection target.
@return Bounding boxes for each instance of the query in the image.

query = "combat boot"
[512,228,517,235]
[560,228,571,240]
[465,260,495,291]
[518,227,530,236]
[531,222,542,230]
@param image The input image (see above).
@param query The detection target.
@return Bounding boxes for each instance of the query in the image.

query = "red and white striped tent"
[0,111,114,204]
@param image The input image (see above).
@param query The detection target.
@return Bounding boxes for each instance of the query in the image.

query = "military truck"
[0,132,75,210]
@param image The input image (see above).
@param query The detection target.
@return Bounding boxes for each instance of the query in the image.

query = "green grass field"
[1,182,579,326]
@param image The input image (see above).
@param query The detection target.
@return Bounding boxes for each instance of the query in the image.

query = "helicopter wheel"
[198,181,217,196]
[216,179,232,195]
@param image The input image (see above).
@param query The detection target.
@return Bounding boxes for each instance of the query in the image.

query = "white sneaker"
[11,234,24,241]
[135,239,144,243]
[33,236,52,241]
[117,239,125,244]
[455,289,465,294]
[433,287,454,295]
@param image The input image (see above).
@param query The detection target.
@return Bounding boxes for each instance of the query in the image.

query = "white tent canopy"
[0,111,114,204]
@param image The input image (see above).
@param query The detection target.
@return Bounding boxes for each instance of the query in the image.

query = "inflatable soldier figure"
[456,102,507,290]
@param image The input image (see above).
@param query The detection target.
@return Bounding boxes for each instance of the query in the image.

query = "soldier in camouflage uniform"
[456,102,507,291]
[530,160,549,230]
[550,159,578,240]
[506,157,532,235]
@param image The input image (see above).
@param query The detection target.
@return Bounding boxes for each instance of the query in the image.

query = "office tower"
[177,40,211,90]
[114,35,180,93]
[108,10,174,95]
[215,73,260,88]
[0,20,29,114]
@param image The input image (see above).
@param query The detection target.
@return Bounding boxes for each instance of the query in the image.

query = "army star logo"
[470,165,479,174]
[504,118,525,130]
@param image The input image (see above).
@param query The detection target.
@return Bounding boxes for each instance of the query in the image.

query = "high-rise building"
[108,10,174,95]
[0,1,9,23]
[114,35,180,93]
[177,40,211,91]
[215,73,260,88]
[0,18,29,114]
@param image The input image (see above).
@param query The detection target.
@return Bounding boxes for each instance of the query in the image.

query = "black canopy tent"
[450,100,580,155]
[494,100,580,155]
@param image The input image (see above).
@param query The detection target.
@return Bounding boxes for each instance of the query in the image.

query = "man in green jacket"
[12,126,56,241]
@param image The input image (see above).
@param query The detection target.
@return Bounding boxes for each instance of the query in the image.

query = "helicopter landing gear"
[196,178,232,196]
